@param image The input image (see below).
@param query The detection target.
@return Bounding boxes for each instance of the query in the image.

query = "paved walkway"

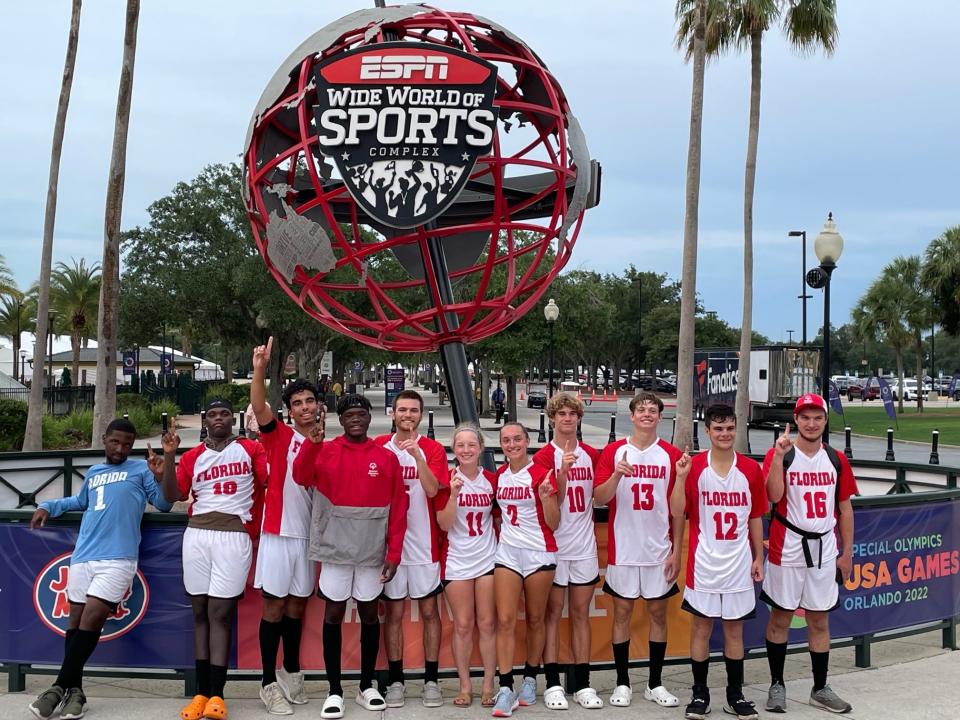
[4,629,956,718]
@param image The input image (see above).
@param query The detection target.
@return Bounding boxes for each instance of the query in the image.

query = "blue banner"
[828,380,843,415]
[876,376,896,419]
[0,522,197,668]
[160,353,174,376]
[122,350,136,376]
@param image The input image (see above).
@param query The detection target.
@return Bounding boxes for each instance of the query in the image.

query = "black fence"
[0,386,96,415]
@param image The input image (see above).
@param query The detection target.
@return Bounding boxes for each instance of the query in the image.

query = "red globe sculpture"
[243,4,598,352]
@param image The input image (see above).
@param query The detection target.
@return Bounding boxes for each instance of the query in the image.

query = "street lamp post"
[789,230,812,345]
[807,213,844,442]
[544,299,559,400]
[19,349,26,384]
[787,329,795,344]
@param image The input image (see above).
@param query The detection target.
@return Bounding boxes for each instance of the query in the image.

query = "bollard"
[537,412,547,443]
[885,427,895,461]
[277,409,284,425]
[238,411,246,438]
[671,417,677,445]
[692,418,700,451]
[287,409,293,425]
[503,412,509,425]
[199,411,207,441]
[123,412,129,421]
[577,419,583,442]
[548,426,554,443]
[427,410,435,440]
[929,429,940,465]
[608,413,617,444]
[773,423,781,444]
[390,418,396,434]
[161,413,168,433]
[844,426,853,459]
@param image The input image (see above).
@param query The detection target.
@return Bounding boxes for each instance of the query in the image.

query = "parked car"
[848,378,879,400]
[527,390,547,409]
[890,378,922,401]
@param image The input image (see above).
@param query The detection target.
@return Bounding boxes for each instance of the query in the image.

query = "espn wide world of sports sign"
[242,5,599,352]
[2,502,958,669]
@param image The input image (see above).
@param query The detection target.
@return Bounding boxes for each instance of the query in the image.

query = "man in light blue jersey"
[28,418,174,720]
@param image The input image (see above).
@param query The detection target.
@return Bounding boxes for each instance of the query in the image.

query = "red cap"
[794,393,827,414]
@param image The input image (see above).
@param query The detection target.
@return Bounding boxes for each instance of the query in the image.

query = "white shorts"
[254,534,315,599]
[443,555,495,582]
[603,564,678,601]
[682,587,756,620]
[761,559,840,612]
[67,559,137,606]
[553,556,600,587]
[182,527,252,598]
[318,563,383,603]
[495,543,557,578]
[383,562,442,600]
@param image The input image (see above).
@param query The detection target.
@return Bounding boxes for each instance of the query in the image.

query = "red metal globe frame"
[243,5,590,352]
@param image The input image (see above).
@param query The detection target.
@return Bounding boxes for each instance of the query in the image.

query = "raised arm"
[436,468,461,531]
[250,337,277,428]
[765,423,793,503]
[594,449,632,506]
[161,425,184,503]
[537,471,560,531]
[291,423,324,488]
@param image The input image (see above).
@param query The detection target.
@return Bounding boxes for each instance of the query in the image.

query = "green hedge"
[203,383,250,410]
[0,397,182,451]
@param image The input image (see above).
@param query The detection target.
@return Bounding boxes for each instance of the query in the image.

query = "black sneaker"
[28,685,65,719]
[684,685,712,720]
[723,694,758,720]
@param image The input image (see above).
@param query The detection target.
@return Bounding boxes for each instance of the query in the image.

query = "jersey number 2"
[505,505,519,526]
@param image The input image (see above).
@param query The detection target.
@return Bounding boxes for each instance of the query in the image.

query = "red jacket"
[293,435,408,565]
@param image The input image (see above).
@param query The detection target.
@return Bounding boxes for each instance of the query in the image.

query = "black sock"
[648,640,667,689]
[56,628,99,689]
[766,639,787,685]
[522,663,539,680]
[574,663,590,692]
[613,640,630,687]
[55,629,78,688]
[388,659,405,685]
[725,655,744,697]
[259,619,282,686]
[691,658,709,688]
[322,622,343,697]
[544,662,561,688]
[281,616,302,674]
[210,664,227,699]
[810,650,829,692]
[196,659,211,698]
[424,659,439,684]
[359,622,380,691]
[499,671,514,690]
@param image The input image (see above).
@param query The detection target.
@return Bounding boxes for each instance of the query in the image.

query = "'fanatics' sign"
[314,42,499,228]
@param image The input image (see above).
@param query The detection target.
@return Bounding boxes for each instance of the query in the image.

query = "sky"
[1,1,958,345]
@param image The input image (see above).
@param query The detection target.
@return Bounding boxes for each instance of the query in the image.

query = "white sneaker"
[644,685,679,708]
[573,687,604,709]
[544,685,568,710]
[260,682,294,715]
[277,668,308,705]
[355,687,386,711]
[321,694,344,719]
[610,685,632,707]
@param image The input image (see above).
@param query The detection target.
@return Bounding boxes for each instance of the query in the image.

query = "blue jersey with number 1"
[40,458,173,564]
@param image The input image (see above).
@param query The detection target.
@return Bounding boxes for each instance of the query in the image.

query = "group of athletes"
[28,335,859,720]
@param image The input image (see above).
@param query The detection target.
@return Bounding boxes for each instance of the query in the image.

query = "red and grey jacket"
[292,435,408,566]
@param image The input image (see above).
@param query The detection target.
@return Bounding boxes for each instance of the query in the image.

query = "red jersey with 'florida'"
[532,441,600,560]
[375,433,448,564]
[762,446,858,567]
[596,438,681,566]
[257,419,312,539]
[685,451,766,592]
[496,461,558,552]
[176,438,268,536]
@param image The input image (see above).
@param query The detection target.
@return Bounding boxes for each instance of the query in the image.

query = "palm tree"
[678,0,838,450]
[0,255,17,298]
[887,256,933,412]
[921,226,960,335]
[24,0,83,451]
[854,261,917,414]
[50,259,101,385]
[93,0,140,446]
[672,0,708,450]
[0,294,36,382]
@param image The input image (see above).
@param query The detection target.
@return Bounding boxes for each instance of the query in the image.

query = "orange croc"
[180,695,209,720]
[203,696,227,720]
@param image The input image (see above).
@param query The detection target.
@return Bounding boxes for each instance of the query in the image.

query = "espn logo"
[360,55,448,80]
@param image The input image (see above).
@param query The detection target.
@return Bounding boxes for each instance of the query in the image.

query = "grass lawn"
[828,404,960,444]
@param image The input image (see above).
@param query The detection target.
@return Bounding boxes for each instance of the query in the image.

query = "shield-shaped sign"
[313,41,499,229]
